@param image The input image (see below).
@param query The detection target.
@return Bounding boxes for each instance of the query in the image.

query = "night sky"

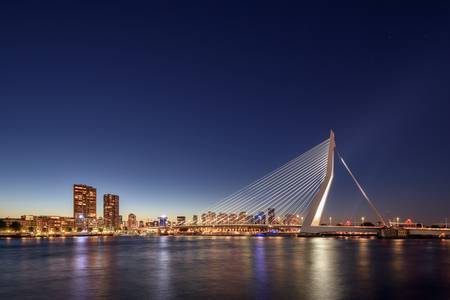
[1,1,450,223]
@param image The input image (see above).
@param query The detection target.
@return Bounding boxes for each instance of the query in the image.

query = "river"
[1,236,449,299]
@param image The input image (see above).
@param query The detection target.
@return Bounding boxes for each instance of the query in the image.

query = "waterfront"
[1,237,450,299]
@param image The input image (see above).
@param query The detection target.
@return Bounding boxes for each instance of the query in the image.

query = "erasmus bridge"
[169,130,386,236]
[162,130,450,237]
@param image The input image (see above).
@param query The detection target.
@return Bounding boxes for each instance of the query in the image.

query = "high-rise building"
[255,212,266,224]
[268,208,275,224]
[118,215,123,229]
[73,184,97,230]
[192,215,198,225]
[128,213,137,230]
[103,194,120,231]
[158,215,168,227]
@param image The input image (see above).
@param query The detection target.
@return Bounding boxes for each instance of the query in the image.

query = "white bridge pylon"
[302,130,386,234]
[300,130,336,233]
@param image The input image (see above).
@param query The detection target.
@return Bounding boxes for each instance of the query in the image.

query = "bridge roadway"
[172,224,301,233]
[149,224,384,235]
[406,227,450,237]
[298,225,383,236]
[141,224,450,237]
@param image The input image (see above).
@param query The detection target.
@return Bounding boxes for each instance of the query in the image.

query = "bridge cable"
[336,150,386,226]
[200,138,330,225]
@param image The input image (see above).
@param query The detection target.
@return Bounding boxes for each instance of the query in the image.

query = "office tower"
[255,212,266,224]
[268,208,275,224]
[192,215,198,225]
[128,213,137,230]
[103,194,120,231]
[73,184,97,230]
[158,215,168,227]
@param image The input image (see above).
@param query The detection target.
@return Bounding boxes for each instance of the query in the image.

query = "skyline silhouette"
[1,2,450,223]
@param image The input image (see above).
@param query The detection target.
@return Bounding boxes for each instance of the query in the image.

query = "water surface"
[1,236,449,299]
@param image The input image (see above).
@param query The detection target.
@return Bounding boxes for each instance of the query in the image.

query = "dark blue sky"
[1,1,450,223]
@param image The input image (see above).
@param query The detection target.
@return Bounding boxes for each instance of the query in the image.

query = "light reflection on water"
[1,237,450,299]
[155,237,171,298]
[309,238,342,300]
[253,239,267,299]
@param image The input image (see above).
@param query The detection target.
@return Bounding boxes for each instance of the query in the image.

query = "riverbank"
[2,231,449,239]
[0,232,115,238]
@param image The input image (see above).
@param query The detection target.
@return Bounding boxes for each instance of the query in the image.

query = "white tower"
[301,130,335,234]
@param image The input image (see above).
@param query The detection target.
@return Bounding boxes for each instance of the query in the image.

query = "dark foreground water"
[1,237,450,299]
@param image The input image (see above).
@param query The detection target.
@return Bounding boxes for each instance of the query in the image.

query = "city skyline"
[1,131,439,227]
[1,126,450,224]
[1,2,450,223]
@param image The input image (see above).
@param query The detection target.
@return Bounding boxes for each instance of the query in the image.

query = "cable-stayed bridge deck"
[171,224,382,235]
[141,224,450,238]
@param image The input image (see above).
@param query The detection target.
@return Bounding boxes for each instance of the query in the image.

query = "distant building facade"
[36,216,74,233]
[103,194,120,231]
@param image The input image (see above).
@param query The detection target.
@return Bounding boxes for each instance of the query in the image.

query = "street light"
[329,216,332,226]
[361,216,365,226]
[396,217,400,226]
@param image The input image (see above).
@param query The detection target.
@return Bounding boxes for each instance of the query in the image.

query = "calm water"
[1,236,450,299]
